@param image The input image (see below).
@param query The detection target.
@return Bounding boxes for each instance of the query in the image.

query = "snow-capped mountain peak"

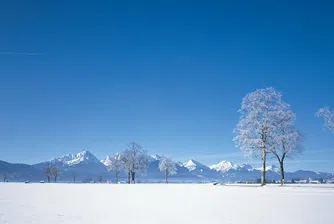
[237,163,253,171]
[151,154,163,161]
[50,150,100,166]
[266,165,280,173]
[183,159,209,172]
[101,153,123,166]
[255,164,279,172]
[101,155,112,166]
[147,154,163,162]
[184,160,196,171]
[210,160,235,172]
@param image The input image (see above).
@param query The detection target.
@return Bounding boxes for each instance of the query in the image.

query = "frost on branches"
[316,107,334,133]
[159,156,177,183]
[269,109,303,185]
[121,142,149,184]
[107,153,124,183]
[233,87,294,186]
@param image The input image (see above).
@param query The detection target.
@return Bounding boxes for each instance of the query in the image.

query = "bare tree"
[121,142,149,184]
[121,150,132,184]
[72,172,77,183]
[107,153,124,183]
[316,107,334,133]
[0,172,10,183]
[44,165,53,183]
[51,166,59,183]
[269,110,303,185]
[234,87,291,186]
[133,151,149,184]
[159,156,177,183]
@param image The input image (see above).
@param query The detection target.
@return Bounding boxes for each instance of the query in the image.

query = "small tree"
[159,156,177,183]
[51,166,59,183]
[269,105,303,185]
[107,153,124,183]
[44,165,53,183]
[234,87,290,186]
[270,127,303,185]
[132,151,149,184]
[1,172,9,183]
[72,171,77,183]
[121,150,132,184]
[316,107,334,133]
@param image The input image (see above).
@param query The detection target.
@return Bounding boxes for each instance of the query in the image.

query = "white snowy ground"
[1,183,334,224]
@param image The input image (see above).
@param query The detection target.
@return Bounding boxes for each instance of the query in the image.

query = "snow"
[150,154,163,161]
[316,107,334,132]
[237,163,253,171]
[1,183,333,224]
[183,159,198,171]
[100,155,112,166]
[50,150,100,166]
[183,159,209,172]
[255,165,280,172]
[210,160,236,172]
[24,151,332,182]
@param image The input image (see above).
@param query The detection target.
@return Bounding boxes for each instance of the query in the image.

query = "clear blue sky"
[1,1,333,172]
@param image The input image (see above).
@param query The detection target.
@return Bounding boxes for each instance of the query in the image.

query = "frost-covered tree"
[159,156,177,183]
[233,87,291,186]
[51,166,59,183]
[121,150,133,184]
[0,172,10,183]
[107,153,124,183]
[44,165,53,183]
[72,171,77,183]
[269,110,303,185]
[316,107,334,133]
[121,142,149,184]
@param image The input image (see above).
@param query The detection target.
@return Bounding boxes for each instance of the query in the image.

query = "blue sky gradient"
[1,1,334,171]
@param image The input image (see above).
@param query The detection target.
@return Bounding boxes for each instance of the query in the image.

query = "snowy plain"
[0,183,333,224]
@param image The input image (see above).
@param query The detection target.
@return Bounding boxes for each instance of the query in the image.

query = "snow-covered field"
[1,183,333,224]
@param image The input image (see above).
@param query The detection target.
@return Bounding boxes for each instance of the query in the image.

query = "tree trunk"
[279,160,285,185]
[54,177,57,183]
[261,150,266,186]
[131,172,135,184]
[47,176,50,183]
[165,170,168,184]
[73,177,76,183]
[116,172,119,184]
[127,172,130,184]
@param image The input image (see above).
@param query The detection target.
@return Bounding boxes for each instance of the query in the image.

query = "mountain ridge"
[1,150,333,183]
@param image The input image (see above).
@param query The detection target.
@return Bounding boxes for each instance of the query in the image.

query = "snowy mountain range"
[33,151,108,181]
[50,150,101,166]
[1,150,333,183]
